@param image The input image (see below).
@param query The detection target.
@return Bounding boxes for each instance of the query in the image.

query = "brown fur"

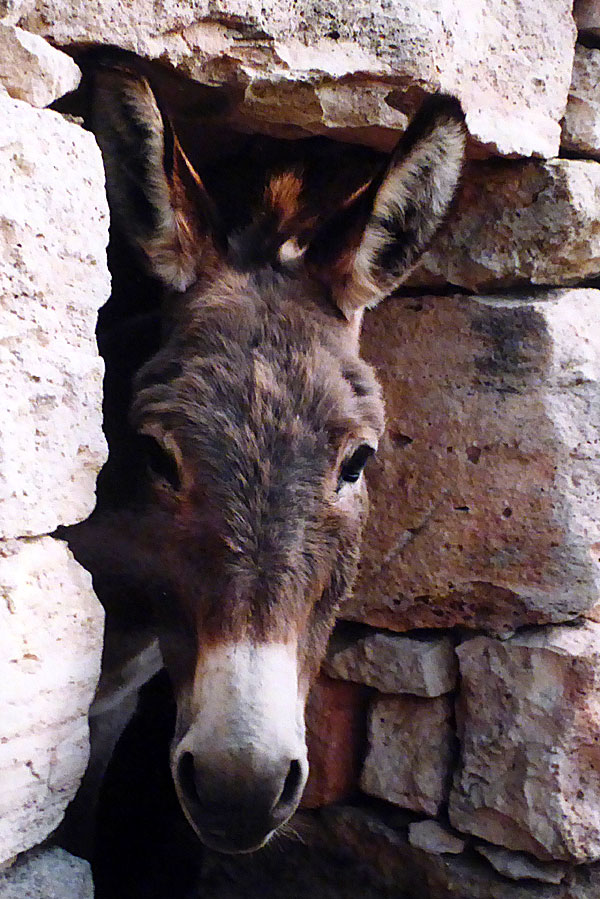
[63,60,466,855]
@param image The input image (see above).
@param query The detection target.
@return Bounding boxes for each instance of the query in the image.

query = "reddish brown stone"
[343,290,600,635]
[301,675,367,809]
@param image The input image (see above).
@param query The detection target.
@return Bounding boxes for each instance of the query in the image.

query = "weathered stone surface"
[0,537,104,864]
[408,820,466,855]
[561,45,600,160]
[361,694,454,815]
[0,25,80,107]
[574,0,600,36]
[475,845,567,885]
[324,627,457,697]
[302,675,367,809]
[11,0,576,157]
[0,846,93,898]
[449,622,600,863]
[0,94,109,539]
[344,290,600,635]
[323,805,600,899]
[410,159,600,291]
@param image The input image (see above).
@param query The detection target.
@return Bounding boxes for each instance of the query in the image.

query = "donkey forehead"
[133,277,385,451]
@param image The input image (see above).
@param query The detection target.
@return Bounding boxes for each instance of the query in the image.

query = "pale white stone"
[0,846,93,898]
[475,844,567,885]
[0,94,109,539]
[450,621,600,862]
[361,694,454,816]
[0,24,80,107]
[13,0,576,157]
[562,45,600,160]
[324,630,457,697]
[408,820,466,855]
[0,536,104,864]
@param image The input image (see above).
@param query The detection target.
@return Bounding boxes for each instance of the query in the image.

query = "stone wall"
[0,28,108,886]
[1,2,600,897]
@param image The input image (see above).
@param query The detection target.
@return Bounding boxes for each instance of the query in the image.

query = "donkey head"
[90,67,466,854]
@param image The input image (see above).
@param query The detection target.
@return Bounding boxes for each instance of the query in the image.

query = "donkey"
[66,63,466,856]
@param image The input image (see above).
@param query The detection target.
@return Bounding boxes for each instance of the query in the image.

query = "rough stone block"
[475,845,567,885]
[0,94,109,539]
[561,45,600,160]
[411,159,600,291]
[361,694,454,815]
[13,0,575,157]
[0,24,80,107]
[0,846,93,898]
[345,290,600,636]
[301,674,367,809]
[324,628,457,697]
[449,622,600,862]
[408,820,466,855]
[0,537,104,864]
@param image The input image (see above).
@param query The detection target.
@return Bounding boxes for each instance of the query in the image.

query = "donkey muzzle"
[171,641,308,853]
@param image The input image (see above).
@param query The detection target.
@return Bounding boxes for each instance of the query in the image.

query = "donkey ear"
[306,95,467,318]
[91,66,222,292]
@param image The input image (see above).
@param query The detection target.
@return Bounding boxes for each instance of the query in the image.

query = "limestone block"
[410,159,600,291]
[574,0,600,36]
[0,25,80,107]
[0,537,104,864]
[0,846,93,898]
[13,0,575,157]
[323,806,600,899]
[324,628,457,697]
[408,820,466,855]
[361,694,454,815]
[475,845,567,885]
[301,674,367,809]
[0,94,109,539]
[449,622,600,863]
[345,289,600,635]
[561,45,600,160]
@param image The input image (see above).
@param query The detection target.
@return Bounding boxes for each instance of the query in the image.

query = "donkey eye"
[137,433,181,491]
[338,444,375,489]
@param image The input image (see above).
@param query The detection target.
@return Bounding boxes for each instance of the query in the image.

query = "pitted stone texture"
[449,622,600,863]
[475,845,567,885]
[345,290,600,636]
[574,0,600,36]
[561,45,600,160]
[324,628,457,697]
[13,0,575,157]
[0,25,80,107]
[410,159,600,291]
[0,537,104,864]
[361,694,454,815]
[0,95,109,539]
[0,846,93,898]
[408,820,466,855]
[301,675,367,809]
[323,805,600,899]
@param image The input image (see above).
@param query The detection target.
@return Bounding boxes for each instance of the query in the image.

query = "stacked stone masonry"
[1,1,600,897]
[0,28,108,883]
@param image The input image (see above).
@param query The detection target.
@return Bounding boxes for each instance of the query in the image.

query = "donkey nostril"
[177,751,199,805]
[274,759,303,812]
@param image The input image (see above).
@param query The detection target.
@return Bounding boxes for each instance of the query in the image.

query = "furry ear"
[91,66,223,292]
[306,95,467,318]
